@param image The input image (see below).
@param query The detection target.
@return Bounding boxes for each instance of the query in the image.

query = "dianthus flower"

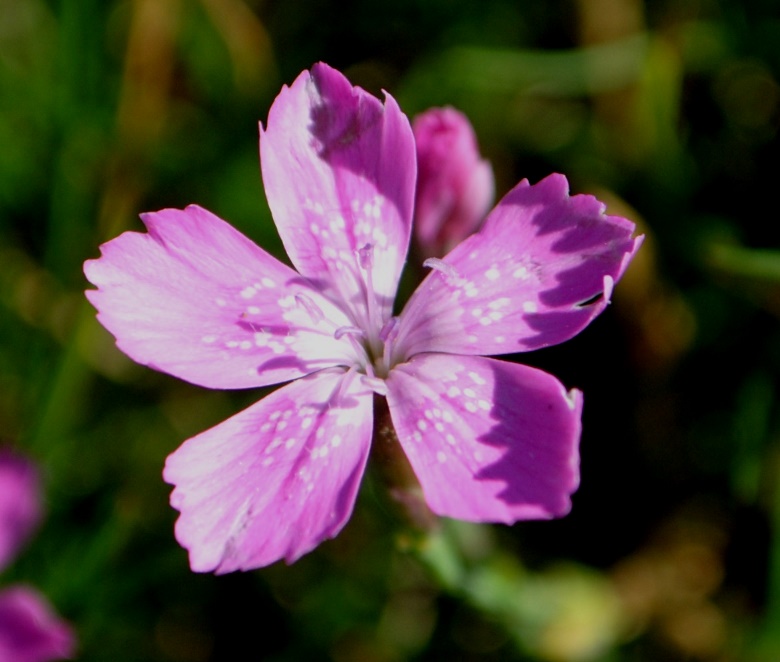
[84,63,641,573]
[0,450,75,662]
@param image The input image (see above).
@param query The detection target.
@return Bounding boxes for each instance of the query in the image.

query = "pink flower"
[0,451,75,662]
[413,107,494,258]
[84,63,642,573]
[0,588,75,662]
[0,451,41,572]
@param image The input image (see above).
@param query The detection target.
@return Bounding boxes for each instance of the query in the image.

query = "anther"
[357,243,374,270]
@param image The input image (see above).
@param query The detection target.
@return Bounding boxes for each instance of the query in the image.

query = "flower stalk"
[370,395,438,533]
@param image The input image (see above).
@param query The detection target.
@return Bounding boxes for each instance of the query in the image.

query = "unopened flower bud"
[413,107,494,258]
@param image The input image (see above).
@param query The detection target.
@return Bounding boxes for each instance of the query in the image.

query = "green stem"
[369,394,438,533]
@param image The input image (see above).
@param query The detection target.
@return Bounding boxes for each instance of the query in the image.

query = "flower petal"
[0,586,76,662]
[260,63,416,331]
[386,354,581,522]
[394,173,643,358]
[164,368,374,572]
[85,205,359,389]
[0,450,41,572]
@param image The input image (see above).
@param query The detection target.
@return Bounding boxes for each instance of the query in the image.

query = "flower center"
[329,242,399,392]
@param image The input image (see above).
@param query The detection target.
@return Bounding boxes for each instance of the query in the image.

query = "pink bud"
[412,107,494,258]
[0,450,75,661]
[0,586,76,661]
[0,450,41,572]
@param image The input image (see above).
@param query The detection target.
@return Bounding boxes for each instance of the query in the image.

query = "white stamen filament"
[334,326,364,340]
[423,257,459,279]
[377,316,399,378]
[331,366,357,405]
[328,245,396,381]
[379,316,399,343]
[361,375,387,396]
[357,243,381,348]
[294,293,325,324]
[334,326,371,367]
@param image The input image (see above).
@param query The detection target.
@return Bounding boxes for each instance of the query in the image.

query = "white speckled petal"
[386,354,581,522]
[84,205,359,389]
[260,63,416,330]
[164,368,374,573]
[394,173,643,358]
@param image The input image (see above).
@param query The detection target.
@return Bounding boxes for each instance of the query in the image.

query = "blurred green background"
[2,0,780,659]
